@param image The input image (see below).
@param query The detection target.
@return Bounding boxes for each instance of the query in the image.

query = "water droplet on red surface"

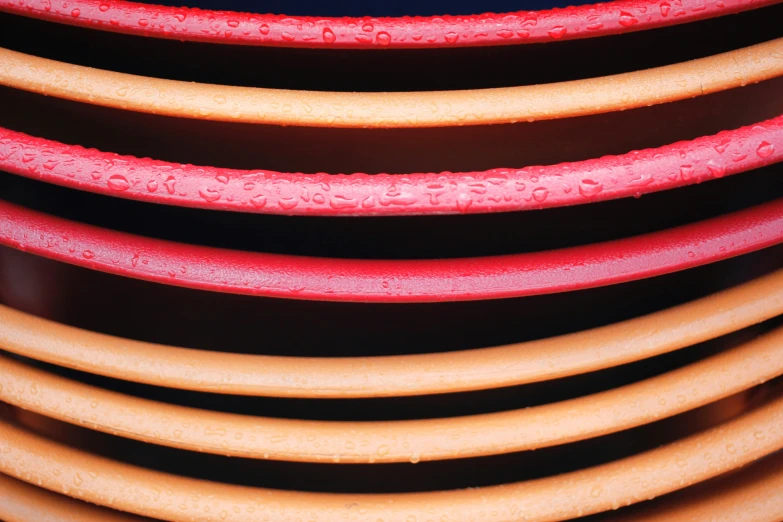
[618,12,638,26]
[107,175,130,191]
[376,31,391,45]
[579,179,603,196]
[532,187,549,201]
[548,26,567,39]
[757,141,775,158]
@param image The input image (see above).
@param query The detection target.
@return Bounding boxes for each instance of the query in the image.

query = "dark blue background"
[145,1,600,17]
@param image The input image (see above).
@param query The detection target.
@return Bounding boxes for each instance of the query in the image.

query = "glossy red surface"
[0,0,779,49]
[0,198,780,302]
[1,117,781,216]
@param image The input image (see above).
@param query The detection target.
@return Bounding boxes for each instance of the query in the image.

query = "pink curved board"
[0,198,780,302]
[0,0,779,49]
[1,117,780,216]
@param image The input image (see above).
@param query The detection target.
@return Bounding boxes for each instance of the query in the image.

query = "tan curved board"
[0,389,782,521]
[1,38,782,128]
[2,269,782,398]
[1,325,781,463]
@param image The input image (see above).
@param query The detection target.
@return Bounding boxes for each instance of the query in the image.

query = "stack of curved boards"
[0,1,783,521]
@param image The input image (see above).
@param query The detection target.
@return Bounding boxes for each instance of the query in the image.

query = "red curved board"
[1,117,781,216]
[0,198,780,303]
[0,0,779,49]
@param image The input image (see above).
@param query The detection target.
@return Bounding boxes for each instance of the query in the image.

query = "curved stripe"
[0,0,778,49]
[1,326,782,463]
[1,39,783,128]
[0,473,151,522]
[605,451,783,521]
[2,269,782,397]
[1,116,781,216]
[0,391,781,521]
[0,198,781,303]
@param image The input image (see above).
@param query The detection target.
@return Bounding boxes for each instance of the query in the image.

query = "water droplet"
[322,28,336,43]
[757,141,775,158]
[107,174,130,191]
[706,160,725,178]
[227,20,239,28]
[82,250,94,259]
[590,485,602,498]
[377,445,391,456]
[355,34,372,43]
[138,18,149,27]
[213,95,226,105]
[444,32,459,43]
[174,13,186,22]
[456,193,473,212]
[726,443,736,454]
[259,24,270,35]
[548,26,567,39]
[376,31,391,45]
[714,141,730,153]
[250,194,267,208]
[680,165,694,180]
[532,187,549,201]
[278,197,298,210]
[98,3,110,12]
[660,2,671,16]
[618,12,638,26]
[281,32,295,41]
[73,473,83,486]
[147,180,158,192]
[362,23,374,32]
[579,179,603,196]
[329,195,359,209]
[198,188,221,202]
[410,452,421,464]
[70,8,80,17]
[163,176,176,194]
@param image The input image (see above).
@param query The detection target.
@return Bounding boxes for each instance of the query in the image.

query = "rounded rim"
[0,197,781,303]
[0,473,152,522]
[3,326,781,463]
[1,391,781,521]
[2,269,782,397]
[2,117,781,216]
[1,0,778,49]
[605,451,783,521]
[2,39,783,128]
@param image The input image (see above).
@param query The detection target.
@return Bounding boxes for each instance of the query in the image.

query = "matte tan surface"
[2,269,782,398]
[0,472,152,522]
[1,392,781,522]
[606,451,783,521]
[1,38,783,128]
[2,326,782,463]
